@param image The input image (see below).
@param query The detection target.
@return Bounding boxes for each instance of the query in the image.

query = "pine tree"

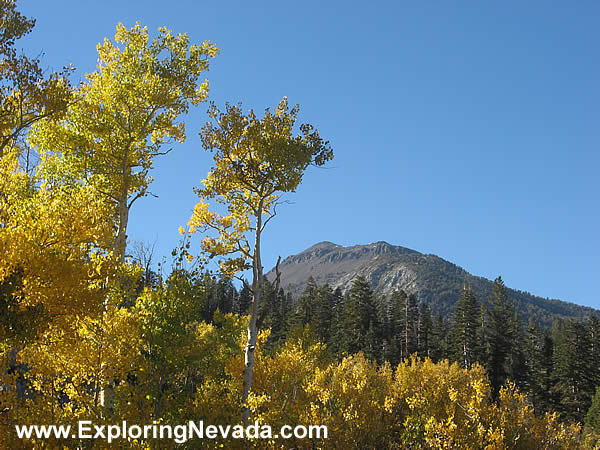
[585,387,600,434]
[214,277,236,315]
[588,315,600,388]
[429,313,450,362]
[202,274,218,321]
[380,293,394,363]
[313,285,334,344]
[403,293,419,358]
[418,303,432,358]
[539,332,554,410]
[328,287,345,355]
[552,319,595,422]
[257,275,277,328]
[364,321,380,362]
[486,276,514,396]
[265,288,289,349]
[476,303,487,364]
[524,320,553,412]
[508,311,527,391]
[291,276,318,328]
[342,276,380,359]
[451,284,480,369]
[237,282,252,314]
[389,290,407,364]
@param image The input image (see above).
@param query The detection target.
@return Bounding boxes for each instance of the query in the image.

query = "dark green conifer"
[342,276,380,357]
[451,284,480,369]
[585,387,600,434]
[486,276,514,396]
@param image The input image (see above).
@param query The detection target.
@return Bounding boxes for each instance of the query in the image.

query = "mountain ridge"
[268,241,597,328]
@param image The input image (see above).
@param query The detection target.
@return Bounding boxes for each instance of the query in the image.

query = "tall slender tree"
[389,290,407,363]
[523,320,553,412]
[185,97,332,425]
[292,277,318,327]
[507,311,527,390]
[403,293,419,358]
[342,276,380,359]
[585,387,600,435]
[429,313,450,363]
[30,22,217,419]
[486,277,514,396]
[588,315,600,388]
[313,285,335,345]
[418,302,432,358]
[328,287,345,355]
[452,284,480,369]
[552,319,595,421]
[31,23,217,261]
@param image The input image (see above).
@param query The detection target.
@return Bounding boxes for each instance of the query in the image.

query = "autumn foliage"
[0,1,597,448]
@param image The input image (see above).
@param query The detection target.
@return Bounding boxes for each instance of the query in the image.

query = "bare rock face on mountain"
[268,241,596,327]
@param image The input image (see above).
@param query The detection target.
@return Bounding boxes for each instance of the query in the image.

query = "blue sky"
[20,1,599,308]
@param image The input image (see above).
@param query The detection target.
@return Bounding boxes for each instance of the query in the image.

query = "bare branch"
[127,190,147,209]
[94,188,121,203]
[236,242,252,259]
[153,147,173,157]
[273,256,282,294]
[242,278,254,295]
[261,207,277,232]
[233,274,246,284]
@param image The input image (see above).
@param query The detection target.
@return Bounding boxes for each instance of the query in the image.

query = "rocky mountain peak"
[267,241,597,328]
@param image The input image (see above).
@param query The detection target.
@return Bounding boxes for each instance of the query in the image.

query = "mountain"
[267,241,597,328]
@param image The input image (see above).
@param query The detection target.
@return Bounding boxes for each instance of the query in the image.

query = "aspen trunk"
[115,178,130,261]
[101,174,129,418]
[241,199,263,426]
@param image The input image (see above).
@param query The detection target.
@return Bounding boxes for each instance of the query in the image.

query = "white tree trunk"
[241,199,263,426]
[101,173,129,418]
[115,176,130,261]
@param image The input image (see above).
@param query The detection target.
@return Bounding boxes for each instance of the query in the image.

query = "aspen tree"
[185,97,332,424]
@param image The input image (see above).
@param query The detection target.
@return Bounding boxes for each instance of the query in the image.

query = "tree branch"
[274,255,282,294]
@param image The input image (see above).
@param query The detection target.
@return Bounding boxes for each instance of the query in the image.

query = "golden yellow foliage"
[0,0,72,155]
[186,98,332,279]
[0,7,588,449]
[29,22,217,260]
[0,150,116,338]
[189,341,585,449]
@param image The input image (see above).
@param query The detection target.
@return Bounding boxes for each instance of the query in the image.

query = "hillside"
[268,241,597,328]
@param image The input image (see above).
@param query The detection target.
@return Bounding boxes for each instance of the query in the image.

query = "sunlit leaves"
[0,15,219,444]
[187,98,332,279]
[0,0,72,155]
[0,150,115,332]
[29,22,217,258]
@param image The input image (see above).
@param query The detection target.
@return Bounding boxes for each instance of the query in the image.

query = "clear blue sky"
[20,1,599,308]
